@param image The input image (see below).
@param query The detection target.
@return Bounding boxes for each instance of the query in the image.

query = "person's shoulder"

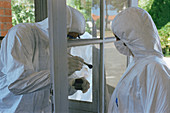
[144,56,165,66]
[11,23,34,31]
[5,23,36,44]
[6,23,36,39]
[136,56,164,68]
[146,56,170,78]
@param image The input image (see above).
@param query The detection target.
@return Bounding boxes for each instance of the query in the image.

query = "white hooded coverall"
[0,19,52,113]
[108,7,170,113]
[0,6,86,113]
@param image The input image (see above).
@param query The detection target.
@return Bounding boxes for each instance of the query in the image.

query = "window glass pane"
[68,44,93,102]
[66,0,102,104]
[91,0,100,38]
[68,42,102,103]
[105,42,127,98]
[105,0,128,37]
[67,0,101,38]
[67,29,94,103]
[68,44,100,113]
[11,0,35,26]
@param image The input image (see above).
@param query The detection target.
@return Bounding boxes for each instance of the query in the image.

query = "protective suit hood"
[68,6,86,35]
[111,7,163,58]
[36,5,72,34]
[36,6,85,35]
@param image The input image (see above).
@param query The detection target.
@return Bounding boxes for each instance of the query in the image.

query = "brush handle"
[68,53,93,69]
[83,62,93,69]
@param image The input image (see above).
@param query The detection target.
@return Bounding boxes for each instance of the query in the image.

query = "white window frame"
[48,0,68,113]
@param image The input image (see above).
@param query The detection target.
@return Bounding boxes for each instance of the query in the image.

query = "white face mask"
[114,40,132,56]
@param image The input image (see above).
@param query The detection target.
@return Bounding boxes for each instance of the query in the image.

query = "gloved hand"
[68,55,84,76]
[72,77,90,93]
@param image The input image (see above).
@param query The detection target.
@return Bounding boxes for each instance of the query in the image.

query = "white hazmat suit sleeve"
[8,70,51,95]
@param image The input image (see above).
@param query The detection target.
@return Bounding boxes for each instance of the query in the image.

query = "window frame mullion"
[48,0,68,113]
[99,0,105,112]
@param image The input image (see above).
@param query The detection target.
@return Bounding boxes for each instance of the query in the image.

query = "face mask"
[114,40,132,56]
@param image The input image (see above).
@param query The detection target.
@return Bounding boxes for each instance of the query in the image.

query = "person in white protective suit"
[0,6,90,113]
[108,7,170,113]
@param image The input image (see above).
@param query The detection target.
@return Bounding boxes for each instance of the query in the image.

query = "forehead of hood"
[36,5,72,33]
[36,6,85,35]
[68,6,86,35]
[111,7,163,58]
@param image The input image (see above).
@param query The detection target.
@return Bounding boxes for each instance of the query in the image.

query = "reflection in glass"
[68,32,93,102]
[68,44,93,102]
[90,0,129,38]
[105,0,128,37]
[91,1,100,38]
[67,0,93,37]
[105,42,127,98]
[66,0,128,38]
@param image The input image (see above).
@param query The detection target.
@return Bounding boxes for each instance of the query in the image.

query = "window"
[48,0,138,113]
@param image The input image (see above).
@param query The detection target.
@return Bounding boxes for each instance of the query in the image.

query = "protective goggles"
[67,34,80,39]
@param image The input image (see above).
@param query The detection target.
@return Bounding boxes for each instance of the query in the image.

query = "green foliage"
[139,0,170,56]
[67,0,92,21]
[138,0,154,11]
[148,0,170,29]
[158,22,170,56]
[11,0,35,26]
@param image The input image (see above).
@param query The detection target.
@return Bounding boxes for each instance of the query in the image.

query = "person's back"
[0,21,51,113]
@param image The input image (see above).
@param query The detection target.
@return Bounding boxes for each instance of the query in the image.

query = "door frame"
[47,0,138,113]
